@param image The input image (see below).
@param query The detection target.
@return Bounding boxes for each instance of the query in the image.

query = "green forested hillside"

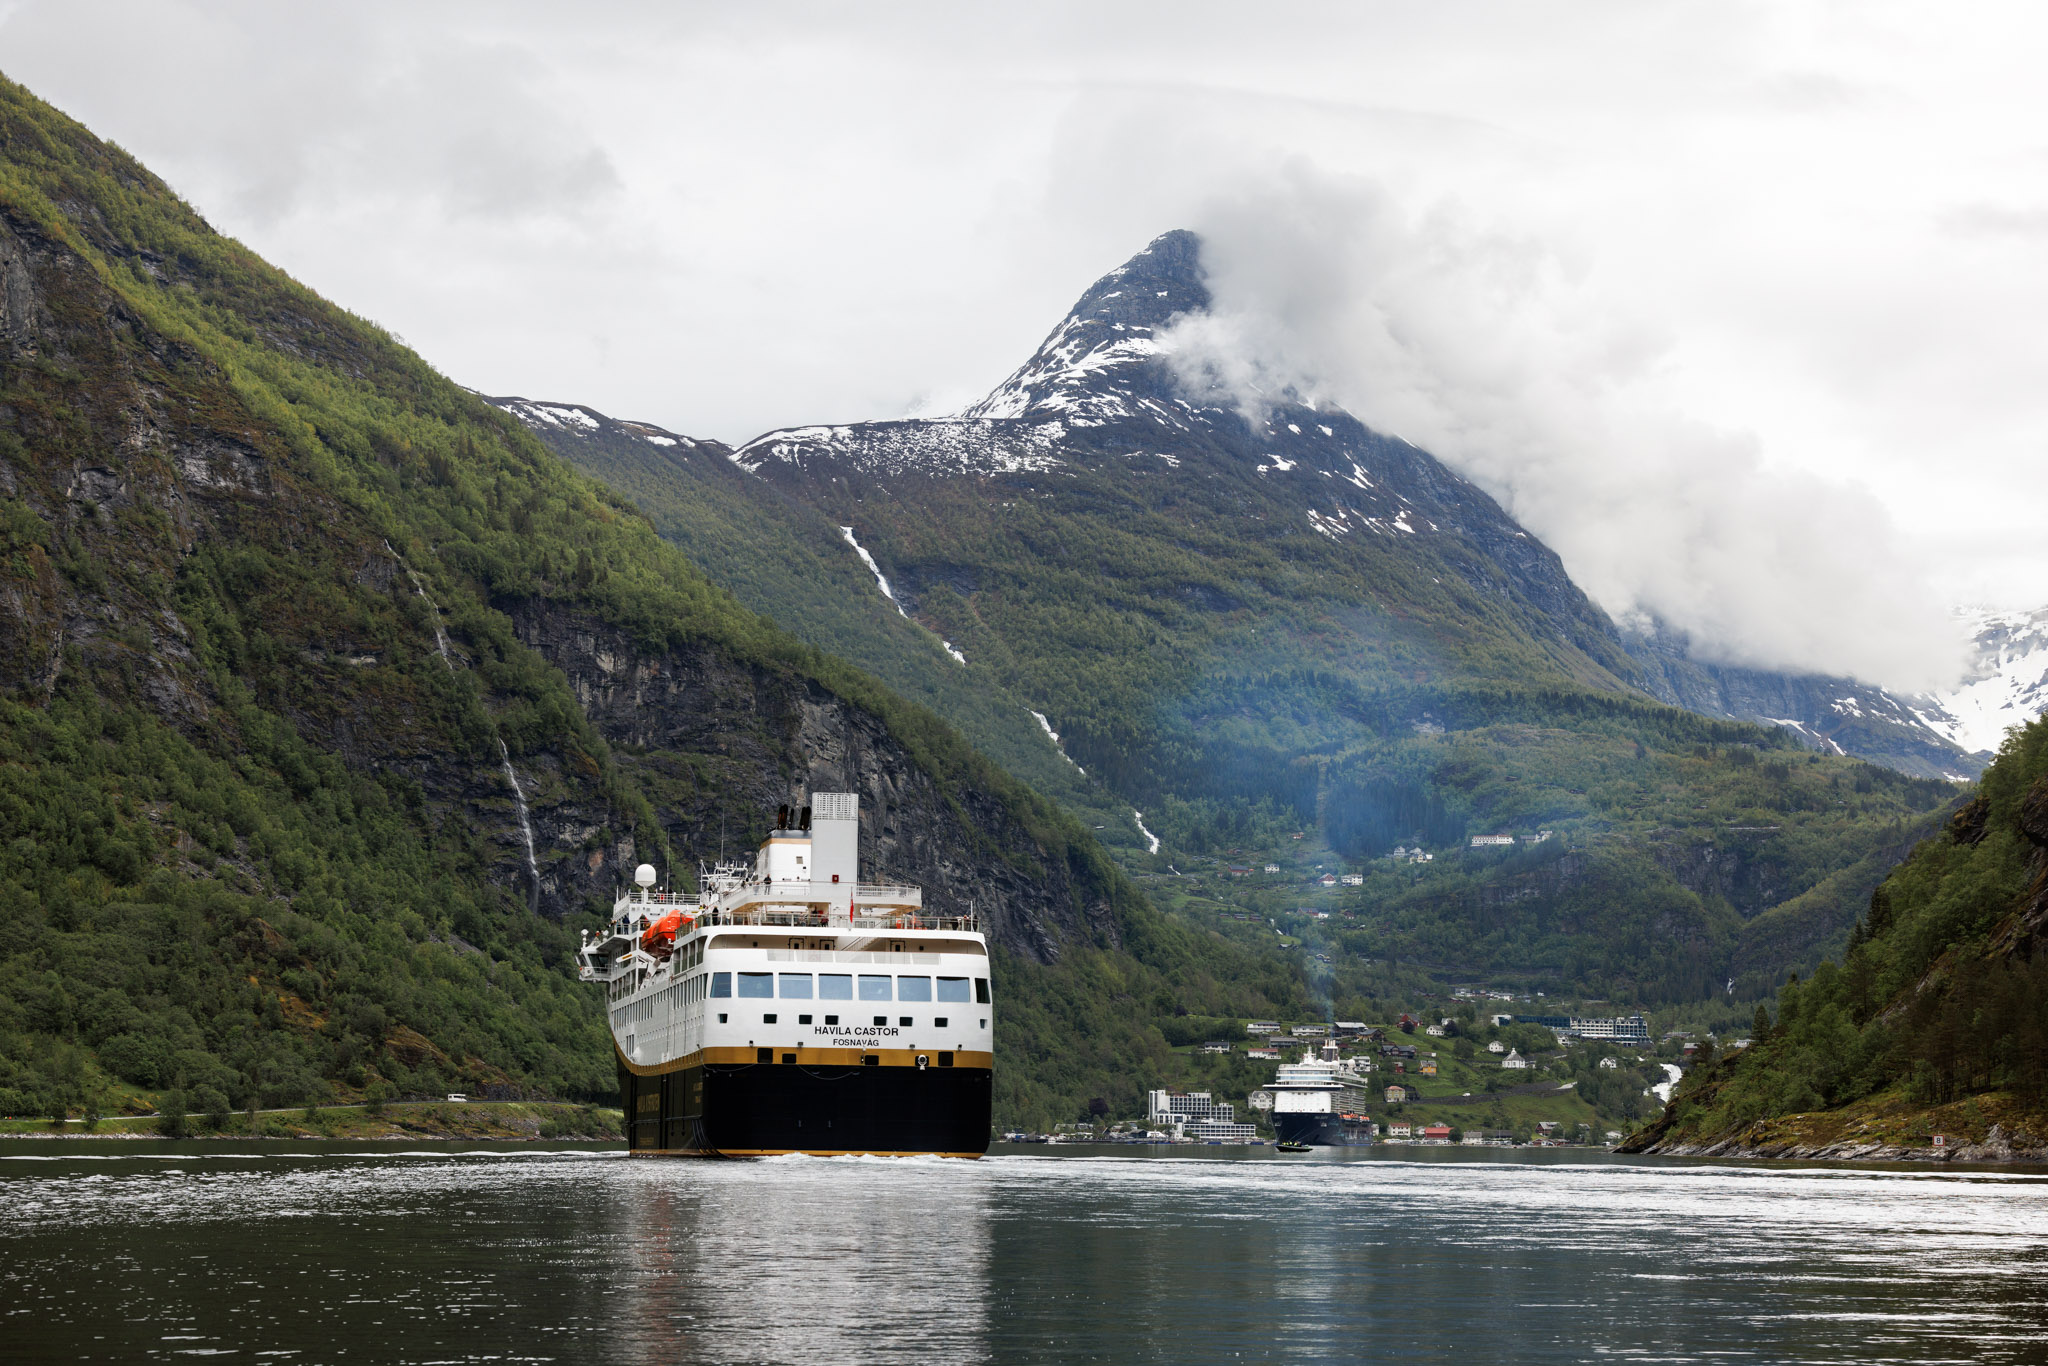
[0,75,1312,1131]
[1629,716,2048,1152]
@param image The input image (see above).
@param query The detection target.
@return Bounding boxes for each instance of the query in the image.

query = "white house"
[1340,873,1364,886]
[1470,834,1515,848]
[1487,1040,1506,1054]
[1597,1056,1620,1070]
[1501,1049,1530,1070]
[1424,1024,1445,1037]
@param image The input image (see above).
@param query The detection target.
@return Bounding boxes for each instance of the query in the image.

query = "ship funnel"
[811,792,858,889]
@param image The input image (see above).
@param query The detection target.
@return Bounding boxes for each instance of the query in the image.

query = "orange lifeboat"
[640,909,690,955]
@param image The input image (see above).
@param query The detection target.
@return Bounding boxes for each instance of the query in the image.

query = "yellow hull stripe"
[617,1042,994,1076]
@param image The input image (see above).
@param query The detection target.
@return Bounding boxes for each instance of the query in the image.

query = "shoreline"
[0,1099,622,1144]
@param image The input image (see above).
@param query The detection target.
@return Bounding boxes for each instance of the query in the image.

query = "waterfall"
[1133,810,1161,855]
[391,543,538,911]
[386,542,453,668]
[498,738,541,912]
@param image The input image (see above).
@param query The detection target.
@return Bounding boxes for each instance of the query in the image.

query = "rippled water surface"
[3,1142,2045,1363]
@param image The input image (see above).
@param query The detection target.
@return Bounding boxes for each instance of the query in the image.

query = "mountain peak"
[962,229,1208,422]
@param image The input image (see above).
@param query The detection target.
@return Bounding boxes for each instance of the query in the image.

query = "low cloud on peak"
[1158,169,1968,693]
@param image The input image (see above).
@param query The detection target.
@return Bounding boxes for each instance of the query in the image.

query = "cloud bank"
[1162,168,1965,692]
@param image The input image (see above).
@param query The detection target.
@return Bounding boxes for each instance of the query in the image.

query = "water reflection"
[606,1155,991,1364]
[0,1142,2043,1364]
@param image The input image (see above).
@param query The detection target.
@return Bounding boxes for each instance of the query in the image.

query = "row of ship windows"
[712,972,990,1003]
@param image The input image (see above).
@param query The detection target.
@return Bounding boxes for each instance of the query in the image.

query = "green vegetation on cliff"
[1631,717,2048,1151]
[0,73,1312,1132]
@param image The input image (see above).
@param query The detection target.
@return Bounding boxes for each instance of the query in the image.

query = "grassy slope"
[1628,716,2048,1152]
[0,74,1314,1133]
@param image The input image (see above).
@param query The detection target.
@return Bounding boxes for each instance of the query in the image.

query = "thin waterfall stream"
[390,542,540,911]
[497,738,541,913]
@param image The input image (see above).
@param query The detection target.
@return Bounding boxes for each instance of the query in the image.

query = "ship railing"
[609,889,705,914]
[707,879,923,913]
[848,913,978,932]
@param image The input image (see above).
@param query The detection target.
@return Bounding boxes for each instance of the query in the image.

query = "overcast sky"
[3,1,2043,688]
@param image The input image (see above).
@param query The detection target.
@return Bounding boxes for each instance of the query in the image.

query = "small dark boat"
[1276,1141,1314,1153]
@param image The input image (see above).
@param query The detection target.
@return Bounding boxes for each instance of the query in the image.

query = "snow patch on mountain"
[1912,607,2048,755]
[735,419,1066,478]
[487,397,710,454]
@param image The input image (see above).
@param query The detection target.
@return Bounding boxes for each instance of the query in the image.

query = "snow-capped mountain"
[734,230,1633,680]
[1912,608,2048,757]
[506,230,2036,787]
[1621,607,2048,782]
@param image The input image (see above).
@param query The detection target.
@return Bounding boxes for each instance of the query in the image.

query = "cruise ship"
[577,793,992,1157]
[1266,1040,1375,1147]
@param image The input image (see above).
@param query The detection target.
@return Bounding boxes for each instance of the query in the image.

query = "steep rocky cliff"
[511,600,1120,962]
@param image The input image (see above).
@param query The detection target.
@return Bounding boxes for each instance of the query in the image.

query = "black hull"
[1275,1112,1373,1147]
[621,1058,992,1157]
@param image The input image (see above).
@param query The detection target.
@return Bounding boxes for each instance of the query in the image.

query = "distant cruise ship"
[576,794,992,1156]
[1266,1040,1374,1146]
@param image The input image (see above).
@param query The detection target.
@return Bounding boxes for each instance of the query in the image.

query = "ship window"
[874,1015,888,1027]
[825,1015,838,1025]
[937,976,970,1003]
[819,974,853,1000]
[763,1013,777,1024]
[718,1013,728,1023]
[738,973,773,998]
[899,1016,912,1027]
[782,1054,795,1065]
[975,978,991,1004]
[858,975,892,1001]
[862,1054,879,1067]
[710,972,732,998]
[779,973,813,999]
[938,1052,954,1068]
[897,976,932,1002]
[757,1048,772,1064]
[935,1017,948,1028]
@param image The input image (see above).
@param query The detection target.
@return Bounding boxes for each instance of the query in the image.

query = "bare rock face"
[511,599,1117,962]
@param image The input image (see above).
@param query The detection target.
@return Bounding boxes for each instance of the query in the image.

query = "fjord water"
[5,1144,2044,1364]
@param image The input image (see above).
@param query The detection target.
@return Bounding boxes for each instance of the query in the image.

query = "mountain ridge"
[508,230,1966,1009]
